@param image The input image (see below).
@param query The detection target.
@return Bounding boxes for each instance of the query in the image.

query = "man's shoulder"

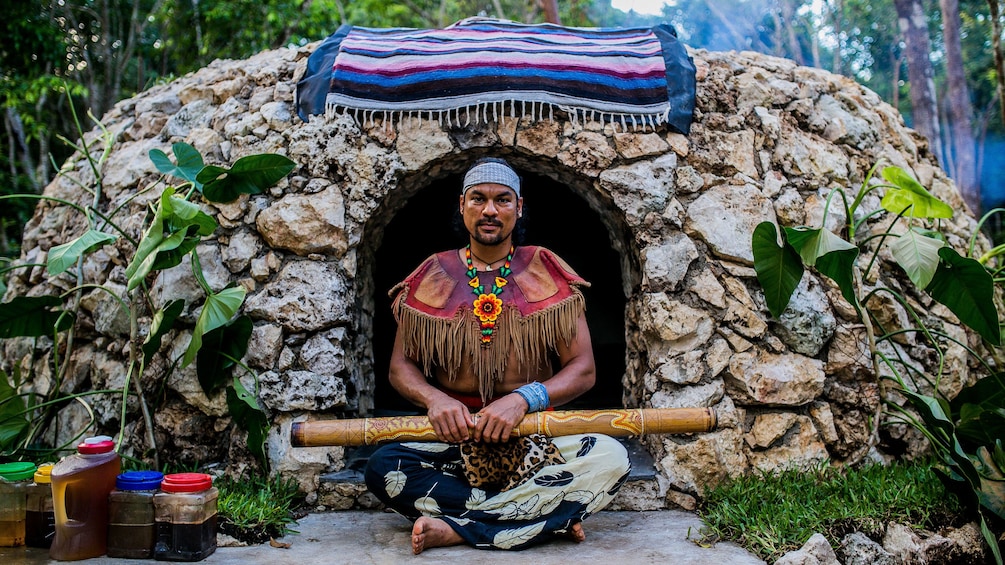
[517,245,587,286]
[388,250,462,301]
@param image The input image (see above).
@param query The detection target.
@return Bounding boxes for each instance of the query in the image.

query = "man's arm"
[472,313,596,443]
[388,328,475,443]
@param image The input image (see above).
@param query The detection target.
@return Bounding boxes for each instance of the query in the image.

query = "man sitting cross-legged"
[364,157,631,554]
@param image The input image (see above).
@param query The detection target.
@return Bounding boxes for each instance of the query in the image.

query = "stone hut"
[2,39,984,510]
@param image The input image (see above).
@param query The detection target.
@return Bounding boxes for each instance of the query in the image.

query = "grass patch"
[697,461,964,562]
[216,474,303,544]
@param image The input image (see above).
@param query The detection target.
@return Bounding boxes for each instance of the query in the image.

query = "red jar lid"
[77,436,115,454]
[161,473,213,493]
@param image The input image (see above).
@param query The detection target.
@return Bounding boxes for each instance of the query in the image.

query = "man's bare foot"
[564,522,586,543]
[411,517,463,555]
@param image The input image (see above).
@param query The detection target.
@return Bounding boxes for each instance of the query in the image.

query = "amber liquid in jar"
[107,470,163,559]
[49,437,121,561]
[153,473,218,562]
[0,519,26,547]
[0,462,36,547]
[26,464,55,548]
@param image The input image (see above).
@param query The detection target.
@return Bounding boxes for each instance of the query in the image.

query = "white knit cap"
[462,161,521,196]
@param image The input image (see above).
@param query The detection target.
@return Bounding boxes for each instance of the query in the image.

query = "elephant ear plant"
[751,162,1005,562]
[0,111,293,475]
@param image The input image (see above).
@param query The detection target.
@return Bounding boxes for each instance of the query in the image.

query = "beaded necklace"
[465,244,514,346]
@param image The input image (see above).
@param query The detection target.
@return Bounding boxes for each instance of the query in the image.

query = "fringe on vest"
[392,289,586,404]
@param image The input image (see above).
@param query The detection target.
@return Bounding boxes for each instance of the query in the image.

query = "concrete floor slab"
[1,510,765,565]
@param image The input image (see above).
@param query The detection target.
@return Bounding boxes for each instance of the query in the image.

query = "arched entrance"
[371,170,626,414]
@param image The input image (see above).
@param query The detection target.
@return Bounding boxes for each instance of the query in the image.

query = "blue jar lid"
[116,470,165,491]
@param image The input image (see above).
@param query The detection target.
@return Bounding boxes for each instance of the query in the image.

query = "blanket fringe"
[325,100,671,133]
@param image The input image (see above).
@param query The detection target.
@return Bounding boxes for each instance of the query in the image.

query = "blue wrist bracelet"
[514,382,550,412]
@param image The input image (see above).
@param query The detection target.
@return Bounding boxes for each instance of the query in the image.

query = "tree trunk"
[893,0,944,166]
[940,0,979,212]
[891,48,902,109]
[4,107,39,192]
[988,0,1005,130]
[780,0,804,65]
[540,0,560,24]
[831,0,843,74]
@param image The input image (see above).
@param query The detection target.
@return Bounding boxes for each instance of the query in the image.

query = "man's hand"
[473,393,529,443]
[426,396,476,443]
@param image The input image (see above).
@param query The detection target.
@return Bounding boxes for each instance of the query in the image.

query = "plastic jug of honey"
[49,436,121,560]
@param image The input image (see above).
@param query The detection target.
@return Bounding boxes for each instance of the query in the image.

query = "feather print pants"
[364,434,631,550]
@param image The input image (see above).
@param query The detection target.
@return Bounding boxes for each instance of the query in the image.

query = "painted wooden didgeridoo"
[290,407,716,447]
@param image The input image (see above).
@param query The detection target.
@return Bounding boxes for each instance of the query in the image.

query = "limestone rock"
[638,293,714,354]
[657,427,746,496]
[259,370,347,412]
[726,349,825,406]
[881,522,924,564]
[775,533,839,565]
[746,412,798,449]
[599,153,677,226]
[650,379,725,408]
[685,183,776,264]
[642,234,698,291]
[268,415,343,494]
[244,261,350,332]
[300,328,348,377]
[746,415,829,473]
[613,131,670,159]
[222,231,262,273]
[245,323,284,370]
[838,532,897,565]
[774,276,836,356]
[396,118,454,170]
[256,187,347,257]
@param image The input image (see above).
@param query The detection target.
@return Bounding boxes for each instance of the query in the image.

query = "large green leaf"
[879,166,954,219]
[150,142,205,188]
[163,194,216,236]
[147,230,201,274]
[143,299,185,364]
[975,445,1005,520]
[197,315,253,395]
[182,285,247,368]
[199,154,295,203]
[47,229,119,276]
[957,407,1005,451]
[901,386,983,487]
[783,226,856,267]
[926,247,1001,346]
[784,226,860,310]
[890,228,944,290]
[815,247,860,311]
[126,187,173,290]
[125,188,218,290]
[0,370,28,453]
[0,296,75,338]
[952,375,1005,414]
[227,379,270,471]
[752,222,804,318]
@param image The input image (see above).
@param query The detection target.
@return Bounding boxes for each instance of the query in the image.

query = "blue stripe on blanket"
[295,18,696,134]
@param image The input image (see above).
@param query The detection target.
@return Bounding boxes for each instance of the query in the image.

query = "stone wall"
[1,43,985,506]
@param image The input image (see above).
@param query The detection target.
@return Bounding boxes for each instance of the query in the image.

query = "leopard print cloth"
[459,434,566,491]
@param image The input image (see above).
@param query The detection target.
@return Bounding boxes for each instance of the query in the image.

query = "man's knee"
[591,434,631,475]
[364,444,399,500]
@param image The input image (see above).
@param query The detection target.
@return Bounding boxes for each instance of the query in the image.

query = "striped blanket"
[296,18,696,134]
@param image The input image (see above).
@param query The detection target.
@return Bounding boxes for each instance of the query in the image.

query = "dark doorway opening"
[371,171,626,414]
